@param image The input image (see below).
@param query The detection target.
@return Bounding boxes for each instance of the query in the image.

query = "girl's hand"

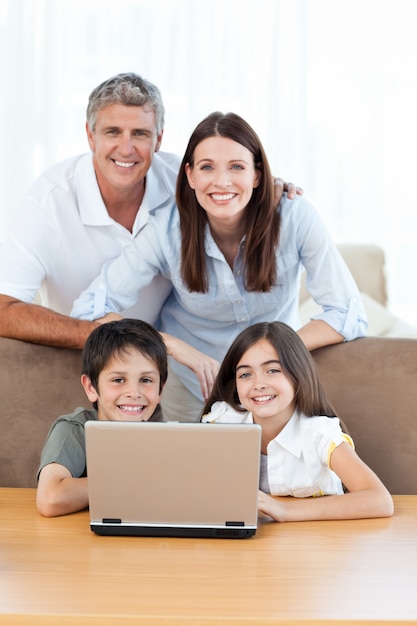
[257,490,287,523]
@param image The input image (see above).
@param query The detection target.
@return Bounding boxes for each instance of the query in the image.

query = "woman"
[72,112,367,421]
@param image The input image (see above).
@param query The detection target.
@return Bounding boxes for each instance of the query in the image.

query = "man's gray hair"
[86,72,165,134]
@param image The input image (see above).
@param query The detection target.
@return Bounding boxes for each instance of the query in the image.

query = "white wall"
[1,0,416,322]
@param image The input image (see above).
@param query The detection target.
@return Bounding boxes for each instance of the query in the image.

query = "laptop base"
[90,523,256,539]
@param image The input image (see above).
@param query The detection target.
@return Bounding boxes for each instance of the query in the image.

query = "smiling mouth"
[251,395,276,404]
[118,404,146,414]
[113,160,136,169]
[210,193,236,201]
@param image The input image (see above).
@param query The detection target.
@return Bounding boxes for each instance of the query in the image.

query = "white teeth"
[115,160,135,168]
[210,193,235,200]
[253,395,275,403]
[119,405,145,412]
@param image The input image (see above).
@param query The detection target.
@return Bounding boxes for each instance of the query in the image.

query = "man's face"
[86,103,163,197]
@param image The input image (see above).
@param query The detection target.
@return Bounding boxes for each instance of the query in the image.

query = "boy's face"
[81,348,163,422]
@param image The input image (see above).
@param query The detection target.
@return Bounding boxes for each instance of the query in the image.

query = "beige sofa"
[0,244,416,493]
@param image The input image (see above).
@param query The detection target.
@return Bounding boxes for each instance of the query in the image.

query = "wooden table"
[0,489,416,625]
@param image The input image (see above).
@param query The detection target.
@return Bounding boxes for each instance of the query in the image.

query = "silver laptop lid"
[85,421,261,538]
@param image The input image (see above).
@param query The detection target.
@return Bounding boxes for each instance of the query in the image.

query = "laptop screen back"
[85,420,261,538]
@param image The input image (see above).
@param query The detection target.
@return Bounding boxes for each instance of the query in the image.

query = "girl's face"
[235,338,296,424]
[81,348,163,422]
[185,136,261,230]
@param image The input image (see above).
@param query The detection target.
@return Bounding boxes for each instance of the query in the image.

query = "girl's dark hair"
[202,321,338,420]
[176,111,280,293]
[82,319,168,396]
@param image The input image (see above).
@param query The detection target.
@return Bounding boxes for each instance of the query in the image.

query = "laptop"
[85,420,261,539]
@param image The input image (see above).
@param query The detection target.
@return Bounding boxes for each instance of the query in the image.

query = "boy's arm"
[37,462,89,517]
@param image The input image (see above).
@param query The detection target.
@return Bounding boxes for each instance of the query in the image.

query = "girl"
[201,321,394,522]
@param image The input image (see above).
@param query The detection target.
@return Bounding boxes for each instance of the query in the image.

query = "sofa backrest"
[0,336,416,494]
[0,338,85,488]
[312,337,417,495]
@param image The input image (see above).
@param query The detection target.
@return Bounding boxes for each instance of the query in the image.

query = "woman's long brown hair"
[176,112,280,293]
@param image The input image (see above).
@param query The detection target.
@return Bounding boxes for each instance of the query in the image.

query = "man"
[0,72,297,350]
[0,73,176,348]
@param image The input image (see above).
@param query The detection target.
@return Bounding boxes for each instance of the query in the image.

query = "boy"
[36,319,167,517]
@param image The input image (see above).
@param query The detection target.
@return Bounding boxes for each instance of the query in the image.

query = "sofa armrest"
[312,337,417,495]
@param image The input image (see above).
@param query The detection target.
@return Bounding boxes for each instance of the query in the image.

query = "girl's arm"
[257,442,394,522]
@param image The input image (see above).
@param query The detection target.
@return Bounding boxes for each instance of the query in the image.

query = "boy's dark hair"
[82,319,168,394]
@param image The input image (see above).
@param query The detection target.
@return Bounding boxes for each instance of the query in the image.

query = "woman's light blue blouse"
[72,195,367,399]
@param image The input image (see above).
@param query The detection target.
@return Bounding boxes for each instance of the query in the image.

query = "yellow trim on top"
[327,433,354,468]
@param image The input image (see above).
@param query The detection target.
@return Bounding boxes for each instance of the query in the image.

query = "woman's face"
[185,136,261,229]
[235,338,296,424]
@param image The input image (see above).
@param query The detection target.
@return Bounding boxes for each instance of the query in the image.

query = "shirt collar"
[269,409,303,457]
[76,154,111,227]
[204,223,247,260]
[76,152,175,231]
